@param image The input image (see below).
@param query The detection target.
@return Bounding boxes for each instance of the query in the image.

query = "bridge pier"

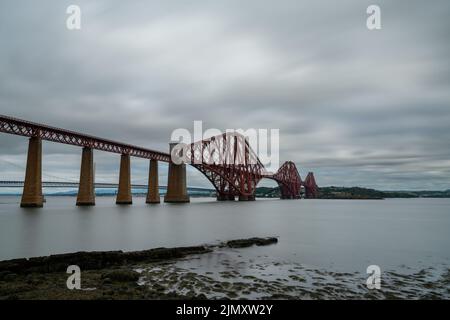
[216,194,227,201]
[116,154,132,204]
[21,136,44,208]
[76,147,95,206]
[217,194,236,201]
[164,143,189,203]
[238,194,256,201]
[238,195,248,201]
[146,159,160,204]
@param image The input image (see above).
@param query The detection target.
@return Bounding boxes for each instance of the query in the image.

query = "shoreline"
[0,237,278,274]
[0,237,279,300]
[1,237,449,300]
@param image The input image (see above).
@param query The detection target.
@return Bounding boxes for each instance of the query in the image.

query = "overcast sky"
[1,0,449,190]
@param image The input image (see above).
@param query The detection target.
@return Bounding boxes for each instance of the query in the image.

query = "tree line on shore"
[254,186,450,199]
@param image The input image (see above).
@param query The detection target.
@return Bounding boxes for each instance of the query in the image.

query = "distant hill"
[255,186,450,199]
[318,186,385,199]
[1,186,449,199]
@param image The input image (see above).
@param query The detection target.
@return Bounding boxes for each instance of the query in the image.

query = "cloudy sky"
[0,0,449,190]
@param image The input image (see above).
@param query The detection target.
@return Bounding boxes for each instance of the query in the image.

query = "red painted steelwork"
[268,161,302,199]
[183,132,314,199]
[0,115,170,162]
[304,172,319,198]
[1,114,318,199]
[185,133,265,197]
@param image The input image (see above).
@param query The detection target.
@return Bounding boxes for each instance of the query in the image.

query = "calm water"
[0,196,449,274]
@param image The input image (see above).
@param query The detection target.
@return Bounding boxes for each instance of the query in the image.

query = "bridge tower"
[146,159,160,203]
[116,154,132,204]
[164,143,190,203]
[304,172,319,198]
[21,136,44,207]
[76,147,95,206]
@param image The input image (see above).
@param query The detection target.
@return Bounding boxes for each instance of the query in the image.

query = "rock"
[195,293,208,300]
[186,290,196,298]
[0,271,10,280]
[152,283,166,292]
[101,270,139,282]
[226,237,278,248]
[3,273,17,282]
[0,237,275,275]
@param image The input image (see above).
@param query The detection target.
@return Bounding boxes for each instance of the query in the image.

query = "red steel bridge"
[0,114,318,207]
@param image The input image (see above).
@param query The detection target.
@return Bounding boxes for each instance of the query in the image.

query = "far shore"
[1,184,450,199]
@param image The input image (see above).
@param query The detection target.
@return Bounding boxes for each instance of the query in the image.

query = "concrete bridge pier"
[76,147,95,206]
[21,136,44,208]
[116,154,132,204]
[164,143,189,203]
[146,159,160,204]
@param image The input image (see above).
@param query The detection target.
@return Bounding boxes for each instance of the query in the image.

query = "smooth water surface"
[0,196,449,273]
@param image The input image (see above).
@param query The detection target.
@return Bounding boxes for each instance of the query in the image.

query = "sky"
[0,0,449,190]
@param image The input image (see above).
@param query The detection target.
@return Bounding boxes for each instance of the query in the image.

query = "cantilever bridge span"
[0,114,318,207]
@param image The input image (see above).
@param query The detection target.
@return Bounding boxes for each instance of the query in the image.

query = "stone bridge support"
[146,159,160,204]
[21,136,43,208]
[116,154,132,204]
[76,147,95,206]
[164,143,189,203]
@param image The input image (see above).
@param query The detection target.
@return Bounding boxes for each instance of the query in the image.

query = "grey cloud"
[1,0,450,190]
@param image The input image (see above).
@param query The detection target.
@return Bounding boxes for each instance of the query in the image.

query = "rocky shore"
[1,236,448,300]
[0,237,278,299]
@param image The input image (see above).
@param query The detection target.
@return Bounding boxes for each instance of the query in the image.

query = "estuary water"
[1,196,450,298]
[0,196,449,273]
